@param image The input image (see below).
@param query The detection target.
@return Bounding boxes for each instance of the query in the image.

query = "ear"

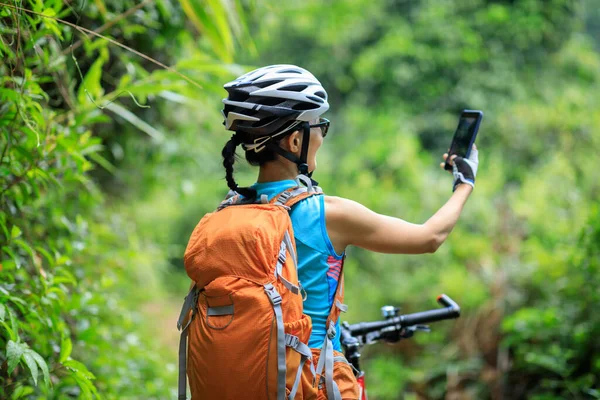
[281,131,302,154]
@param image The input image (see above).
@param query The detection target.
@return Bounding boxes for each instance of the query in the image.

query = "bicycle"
[340,294,461,400]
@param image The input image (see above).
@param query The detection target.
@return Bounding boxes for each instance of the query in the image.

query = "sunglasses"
[309,118,330,137]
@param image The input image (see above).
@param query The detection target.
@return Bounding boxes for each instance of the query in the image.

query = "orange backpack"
[176,184,346,400]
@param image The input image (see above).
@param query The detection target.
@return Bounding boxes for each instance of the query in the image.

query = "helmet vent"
[292,102,319,111]
[250,96,283,106]
[228,90,250,102]
[314,91,326,99]
[307,95,324,104]
[280,84,309,92]
[254,80,283,88]
[279,69,302,74]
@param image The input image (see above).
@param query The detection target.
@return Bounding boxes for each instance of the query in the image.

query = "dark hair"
[221,128,299,198]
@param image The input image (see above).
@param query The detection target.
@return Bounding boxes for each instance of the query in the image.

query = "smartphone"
[444,110,483,171]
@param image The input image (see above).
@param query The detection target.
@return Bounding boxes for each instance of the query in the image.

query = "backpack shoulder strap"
[216,192,264,211]
[177,283,201,400]
[271,185,324,209]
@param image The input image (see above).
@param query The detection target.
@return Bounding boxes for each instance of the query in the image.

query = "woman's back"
[251,180,344,351]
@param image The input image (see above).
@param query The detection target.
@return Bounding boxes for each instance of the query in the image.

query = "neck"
[257,159,298,183]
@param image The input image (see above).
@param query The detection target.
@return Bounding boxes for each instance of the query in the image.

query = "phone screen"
[444,110,483,171]
[450,116,478,157]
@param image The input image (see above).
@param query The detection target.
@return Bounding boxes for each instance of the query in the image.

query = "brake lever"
[365,331,382,345]
[399,325,430,339]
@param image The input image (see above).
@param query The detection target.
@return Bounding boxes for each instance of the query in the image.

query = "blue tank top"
[251,180,344,351]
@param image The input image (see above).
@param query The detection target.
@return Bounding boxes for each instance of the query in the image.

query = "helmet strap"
[266,122,314,179]
[298,122,311,176]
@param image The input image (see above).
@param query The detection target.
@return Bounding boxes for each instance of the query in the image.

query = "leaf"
[14,239,36,263]
[179,0,233,62]
[73,372,94,400]
[7,340,26,374]
[22,351,38,386]
[63,359,96,380]
[11,385,35,400]
[88,152,117,174]
[9,307,19,342]
[0,304,5,322]
[29,350,50,386]
[64,359,98,399]
[104,102,164,141]
[60,333,72,362]
[11,225,22,239]
[0,217,9,240]
[0,321,14,341]
[2,246,22,269]
[76,51,106,105]
[34,246,54,267]
[93,0,108,17]
[7,296,27,307]
[54,267,77,285]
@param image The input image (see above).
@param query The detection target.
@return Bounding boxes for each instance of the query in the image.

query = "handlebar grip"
[436,294,460,314]
[399,307,459,326]
[346,295,461,336]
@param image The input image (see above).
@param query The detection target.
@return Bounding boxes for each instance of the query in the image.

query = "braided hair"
[221,133,257,199]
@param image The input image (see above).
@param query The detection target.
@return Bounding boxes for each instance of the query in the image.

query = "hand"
[440,144,479,191]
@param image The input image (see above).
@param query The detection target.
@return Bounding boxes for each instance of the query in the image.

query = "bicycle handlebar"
[345,294,460,337]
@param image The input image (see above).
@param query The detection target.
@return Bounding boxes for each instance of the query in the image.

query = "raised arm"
[325,147,479,255]
[325,184,471,254]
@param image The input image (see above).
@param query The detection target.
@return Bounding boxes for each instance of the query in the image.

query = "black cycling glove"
[452,147,478,191]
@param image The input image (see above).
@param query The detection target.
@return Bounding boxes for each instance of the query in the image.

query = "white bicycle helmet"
[222,64,329,137]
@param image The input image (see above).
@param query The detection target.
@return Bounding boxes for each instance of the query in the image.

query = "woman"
[219,64,478,399]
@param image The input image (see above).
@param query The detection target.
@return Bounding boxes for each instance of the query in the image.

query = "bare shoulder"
[324,195,372,218]
[323,195,361,223]
[322,195,355,253]
[323,195,377,250]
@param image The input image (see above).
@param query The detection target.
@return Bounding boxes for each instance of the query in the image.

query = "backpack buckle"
[327,322,337,340]
[277,245,287,265]
[264,283,282,306]
[285,334,300,349]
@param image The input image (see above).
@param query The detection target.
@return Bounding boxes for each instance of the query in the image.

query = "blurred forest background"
[1,0,599,399]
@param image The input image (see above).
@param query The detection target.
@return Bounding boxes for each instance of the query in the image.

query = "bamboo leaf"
[104,102,164,141]
[77,51,107,106]
[93,0,108,18]
[179,0,233,62]
[88,152,117,174]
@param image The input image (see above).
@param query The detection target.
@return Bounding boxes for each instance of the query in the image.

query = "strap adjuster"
[327,322,336,339]
[285,334,300,349]
[277,245,287,265]
[264,283,282,306]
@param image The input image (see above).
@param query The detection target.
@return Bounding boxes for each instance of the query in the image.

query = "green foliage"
[0,0,249,398]
[230,1,599,398]
[1,0,598,399]
[502,206,600,398]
